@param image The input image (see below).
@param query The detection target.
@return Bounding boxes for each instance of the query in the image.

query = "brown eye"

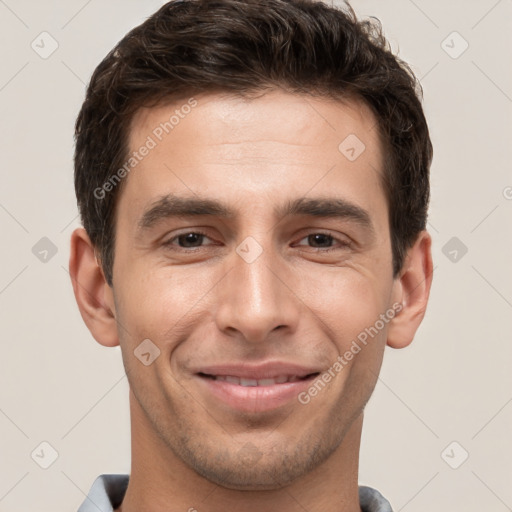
[307,233,335,248]
[163,230,212,249]
[176,232,205,248]
[295,232,351,252]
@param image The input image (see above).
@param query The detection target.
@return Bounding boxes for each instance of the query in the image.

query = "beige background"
[0,0,511,510]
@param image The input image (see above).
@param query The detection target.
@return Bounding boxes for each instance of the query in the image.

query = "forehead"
[130,90,381,157]
[120,90,386,226]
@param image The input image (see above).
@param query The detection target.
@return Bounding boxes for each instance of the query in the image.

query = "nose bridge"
[214,238,299,342]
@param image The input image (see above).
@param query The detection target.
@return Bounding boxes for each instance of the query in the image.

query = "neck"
[116,389,363,512]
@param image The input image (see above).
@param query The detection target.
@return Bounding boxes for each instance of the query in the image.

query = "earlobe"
[386,231,433,349]
[69,227,120,347]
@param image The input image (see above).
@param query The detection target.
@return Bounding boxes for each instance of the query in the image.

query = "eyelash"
[162,230,352,253]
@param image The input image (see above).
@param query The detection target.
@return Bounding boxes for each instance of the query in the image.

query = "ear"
[69,227,119,347]
[387,230,433,349]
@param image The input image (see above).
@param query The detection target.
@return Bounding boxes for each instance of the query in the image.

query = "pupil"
[309,234,332,247]
[180,233,203,247]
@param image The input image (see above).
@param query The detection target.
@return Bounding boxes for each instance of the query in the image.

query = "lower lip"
[196,375,317,413]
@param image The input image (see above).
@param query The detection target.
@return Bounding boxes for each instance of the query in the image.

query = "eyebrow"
[137,194,374,235]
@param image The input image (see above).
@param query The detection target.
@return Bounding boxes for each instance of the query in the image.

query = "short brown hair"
[74,0,432,286]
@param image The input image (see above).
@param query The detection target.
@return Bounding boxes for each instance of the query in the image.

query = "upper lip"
[195,362,321,380]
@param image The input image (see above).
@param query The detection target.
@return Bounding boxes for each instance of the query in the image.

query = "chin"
[192,461,300,490]
[180,433,336,491]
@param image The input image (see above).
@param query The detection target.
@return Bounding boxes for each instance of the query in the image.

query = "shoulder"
[359,485,394,512]
[77,474,129,512]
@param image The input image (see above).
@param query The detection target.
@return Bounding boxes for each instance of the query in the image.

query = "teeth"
[240,378,258,387]
[210,375,308,386]
[257,378,276,386]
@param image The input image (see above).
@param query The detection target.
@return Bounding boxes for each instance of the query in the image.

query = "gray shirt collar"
[78,474,393,512]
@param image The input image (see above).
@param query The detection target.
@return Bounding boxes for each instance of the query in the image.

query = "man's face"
[110,90,399,489]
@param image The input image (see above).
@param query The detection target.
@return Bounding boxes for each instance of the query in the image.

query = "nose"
[214,241,300,344]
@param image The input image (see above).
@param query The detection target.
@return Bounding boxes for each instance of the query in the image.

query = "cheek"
[113,269,197,403]
[116,265,214,348]
[301,267,391,347]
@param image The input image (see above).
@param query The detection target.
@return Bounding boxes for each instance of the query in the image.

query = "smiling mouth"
[197,372,320,387]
